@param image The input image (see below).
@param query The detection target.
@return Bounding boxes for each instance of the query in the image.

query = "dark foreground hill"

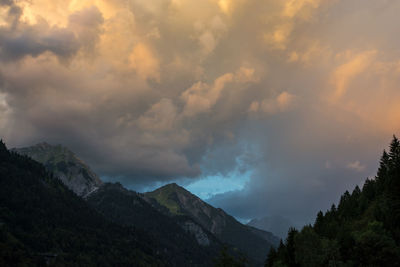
[0,140,167,266]
[266,136,400,267]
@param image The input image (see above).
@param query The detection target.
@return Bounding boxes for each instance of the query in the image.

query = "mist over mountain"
[247,216,294,240]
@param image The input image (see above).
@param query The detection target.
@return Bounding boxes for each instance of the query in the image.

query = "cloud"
[1,0,400,226]
[331,50,377,99]
[129,43,160,81]
[216,0,246,15]
[263,0,323,50]
[249,91,296,115]
[346,160,366,172]
[194,16,227,55]
[282,0,321,19]
[181,73,233,116]
[264,23,293,50]
[0,3,103,61]
[181,67,257,117]
[137,98,177,132]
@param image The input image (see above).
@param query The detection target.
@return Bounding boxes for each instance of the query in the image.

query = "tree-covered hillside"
[266,136,400,267]
[0,140,165,266]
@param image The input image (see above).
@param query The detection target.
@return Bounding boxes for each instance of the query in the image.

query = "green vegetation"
[145,184,184,215]
[266,136,400,267]
[0,140,165,266]
[214,246,248,267]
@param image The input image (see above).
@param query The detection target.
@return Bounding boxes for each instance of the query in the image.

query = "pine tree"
[265,247,277,267]
[285,228,299,267]
[314,211,324,235]
[388,135,400,165]
[387,136,400,235]
[377,150,390,191]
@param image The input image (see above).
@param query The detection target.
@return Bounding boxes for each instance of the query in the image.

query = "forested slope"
[0,140,165,266]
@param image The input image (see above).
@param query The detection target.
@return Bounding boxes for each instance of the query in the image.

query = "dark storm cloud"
[0,4,103,61]
[0,28,79,61]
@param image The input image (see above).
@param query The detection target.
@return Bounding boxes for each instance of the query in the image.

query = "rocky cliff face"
[180,220,210,246]
[13,142,103,197]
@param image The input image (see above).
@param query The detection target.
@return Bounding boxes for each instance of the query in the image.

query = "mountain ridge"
[13,142,102,197]
[12,142,276,265]
[87,182,220,266]
[144,182,279,265]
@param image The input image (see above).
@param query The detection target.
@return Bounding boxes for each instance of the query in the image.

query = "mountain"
[12,141,276,265]
[247,216,294,239]
[266,136,400,267]
[144,183,279,265]
[87,182,221,266]
[13,142,102,197]
[0,140,166,266]
[12,142,243,265]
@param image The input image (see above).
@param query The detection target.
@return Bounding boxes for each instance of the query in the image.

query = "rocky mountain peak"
[13,142,103,197]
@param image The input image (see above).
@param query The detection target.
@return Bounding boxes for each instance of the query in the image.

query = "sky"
[1,0,400,226]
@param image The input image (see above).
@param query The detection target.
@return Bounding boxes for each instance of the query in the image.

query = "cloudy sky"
[1,0,400,226]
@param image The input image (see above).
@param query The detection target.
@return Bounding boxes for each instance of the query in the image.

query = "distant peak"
[22,142,76,157]
[36,141,51,146]
[14,141,102,197]
[34,142,66,150]
[164,183,180,188]
[147,183,194,198]
[159,183,189,192]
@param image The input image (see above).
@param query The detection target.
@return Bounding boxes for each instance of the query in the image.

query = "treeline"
[266,136,400,267]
